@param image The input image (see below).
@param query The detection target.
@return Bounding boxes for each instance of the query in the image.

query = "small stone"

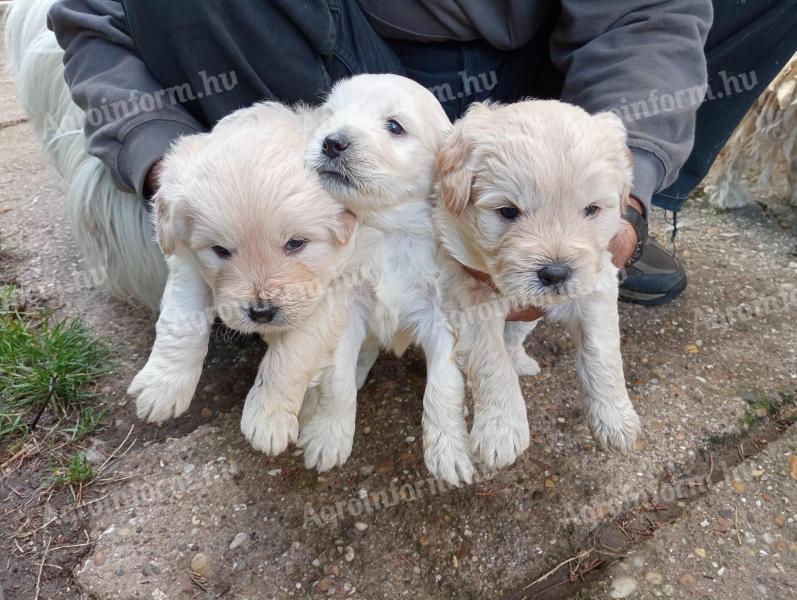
[645,572,664,586]
[662,584,674,596]
[774,515,786,527]
[717,517,733,528]
[732,481,747,492]
[142,562,161,576]
[201,407,212,418]
[84,443,106,466]
[190,553,212,578]
[182,463,195,475]
[323,564,340,577]
[609,576,638,599]
[742,546,756,557]
[718,509,733,519]
[359,465,375,476]
[762,532,775,545]
[312,559,322,568]
[789,455,797,481]
[753,408,768,418]
[405,436,416,443]
[267,468,282,476]
[228,463,242,479]
[695,548,706,558]
[316,578,334,593]
[678,573,697,589]
[344,546,355,562]
[232,559,247,572]
[700,519,710,528]
[116,527,132,537]
[354,522,368,531]
[413,566,421,574]
[418,535,430,546]
[229,532,249,550]
[775,540,788,553]
[115,568,125,577]
[92,551,106,567]
[376,461,393,474]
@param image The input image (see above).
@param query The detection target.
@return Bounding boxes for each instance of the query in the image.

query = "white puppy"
[434,100,643,469]
[128,102,357,455]
[300,74,479,484]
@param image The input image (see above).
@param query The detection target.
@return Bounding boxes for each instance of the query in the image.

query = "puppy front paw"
[297,414,355,472]
[241,389,299,455]
[470,407,530,469]
[509,349,541,377]
[590,405,642,453]
[424,425,474,486]
[128,361,201,424]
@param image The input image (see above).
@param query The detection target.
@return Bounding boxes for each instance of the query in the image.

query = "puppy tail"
[5,0,166,311]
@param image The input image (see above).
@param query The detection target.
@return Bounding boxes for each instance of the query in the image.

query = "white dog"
[6,0,168,311]
[434,100,643,469]
[128,102,357,455]
[298,74,479,484]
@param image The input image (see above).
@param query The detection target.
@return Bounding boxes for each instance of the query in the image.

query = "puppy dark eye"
[584,204,601,217]
[498,206,520,220]
[212,245,232,259]
[285,238,306,253]
[386,119,405,135]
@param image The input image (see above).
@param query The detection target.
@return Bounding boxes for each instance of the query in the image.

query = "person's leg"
[654,0,797,211]
[120,0,405,128]
[620,0,797,305]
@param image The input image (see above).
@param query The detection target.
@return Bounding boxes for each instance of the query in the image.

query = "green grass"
[48,452,95,486]
[0,284,111,443]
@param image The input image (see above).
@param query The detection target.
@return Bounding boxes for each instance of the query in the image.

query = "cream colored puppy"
[301,74,478,484]
[434,100,642,469]
[128,102,356,455]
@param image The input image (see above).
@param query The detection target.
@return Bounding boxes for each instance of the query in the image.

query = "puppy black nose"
[537,264,572,287]
[248,304,280,324]
[322,132,350,159]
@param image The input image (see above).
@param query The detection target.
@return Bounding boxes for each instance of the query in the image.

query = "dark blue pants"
[123,0,797,211]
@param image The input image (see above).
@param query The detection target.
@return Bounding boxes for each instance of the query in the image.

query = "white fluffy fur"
[299,75,472,484]
[5,0,167,310]
[434,100,642,468]
[127,102,359,456]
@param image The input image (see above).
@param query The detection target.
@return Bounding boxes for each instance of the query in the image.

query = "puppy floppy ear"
[593,111,634,205]
[153,192,175,255]
[329,209,358,245]
[436,121,472,216]
[153,191,190,256]
[436,102,493,215]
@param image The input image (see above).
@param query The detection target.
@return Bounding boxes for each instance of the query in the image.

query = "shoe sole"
[618,274,687,307]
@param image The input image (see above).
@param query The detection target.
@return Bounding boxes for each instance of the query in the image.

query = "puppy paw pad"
[241,405,299,455]
[511,351,541,377]
[297,415,355,472]
[591,410,642,453]
[470,412,530,469]
[424,427,474,486]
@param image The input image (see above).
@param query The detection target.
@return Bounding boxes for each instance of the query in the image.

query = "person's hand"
[505,195,643,321]
[144,159,164,198]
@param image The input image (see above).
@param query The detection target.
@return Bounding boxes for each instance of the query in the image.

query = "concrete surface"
[577,426,796,599]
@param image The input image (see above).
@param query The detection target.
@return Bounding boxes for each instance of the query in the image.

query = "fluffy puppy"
[301,74,479,484]
[434,100,642,469]
[128,102,357,455]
